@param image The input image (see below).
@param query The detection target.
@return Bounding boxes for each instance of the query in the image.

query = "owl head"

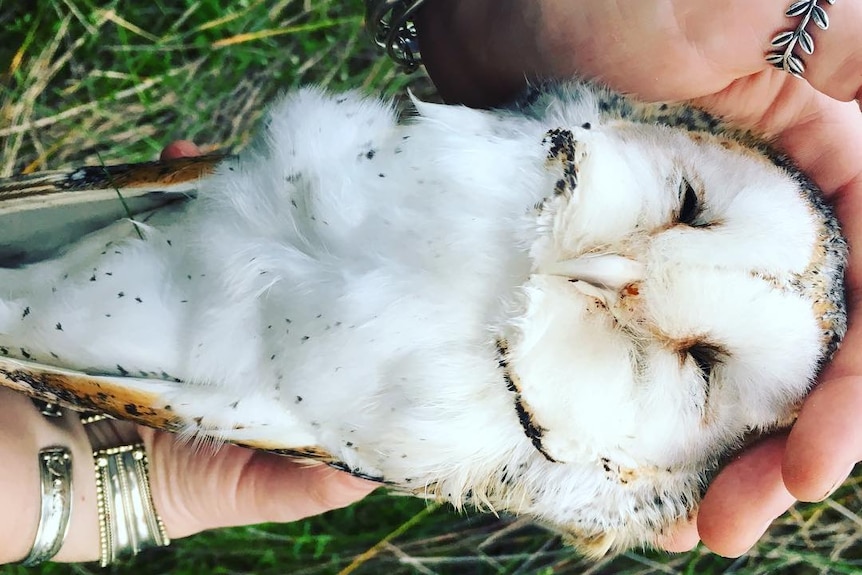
[494,83,847,554]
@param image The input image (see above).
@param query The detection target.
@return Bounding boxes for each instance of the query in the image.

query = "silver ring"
[766,0,836,78]
[21,447,73,566]
[366,0,426,71]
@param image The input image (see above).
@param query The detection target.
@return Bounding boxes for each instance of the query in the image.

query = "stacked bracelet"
[21,402,169,567]
[365,0,427,70]
[93,443,170,567]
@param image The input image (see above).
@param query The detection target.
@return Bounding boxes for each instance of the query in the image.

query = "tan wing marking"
[0,358,355,468]
[0,154,230,201]
[0,357,184,432]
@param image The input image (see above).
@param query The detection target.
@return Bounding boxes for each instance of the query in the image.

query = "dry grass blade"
[211,17,361,48]
[383,542,440,575]
[0,67,192,139]
[337,502,443,575]
[2,13,73,176]
[824,498,862,529]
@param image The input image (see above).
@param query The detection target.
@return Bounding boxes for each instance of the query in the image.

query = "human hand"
[417,0,862,557]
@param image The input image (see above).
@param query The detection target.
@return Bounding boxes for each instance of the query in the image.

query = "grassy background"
[1,1,861,573]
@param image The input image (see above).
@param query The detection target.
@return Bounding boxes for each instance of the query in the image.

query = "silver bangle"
[21,447,73,566]
[366,0,427,71]
[93,443,170,567]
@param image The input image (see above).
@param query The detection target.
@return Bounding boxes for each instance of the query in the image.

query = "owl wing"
[0,355,183,431]
[0,155,225,264]
[0,157,207,423]
[0,354,339,461]
[0,156,339,464]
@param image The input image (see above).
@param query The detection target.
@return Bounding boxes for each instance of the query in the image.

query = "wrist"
[0,390,101,564]
[415,0,546,107]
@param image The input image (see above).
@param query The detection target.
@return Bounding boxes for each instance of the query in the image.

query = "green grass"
[2,2,862,574]
[0,0,422,174]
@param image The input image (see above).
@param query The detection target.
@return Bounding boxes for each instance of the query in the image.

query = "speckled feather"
[0,80,847,557]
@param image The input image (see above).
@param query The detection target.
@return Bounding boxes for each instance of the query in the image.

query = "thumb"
[138,427,379,539]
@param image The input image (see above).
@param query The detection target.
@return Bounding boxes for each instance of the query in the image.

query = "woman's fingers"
[801,0,862,102]
[419,0,862,107]
[663,376,862,555]
[698,379,862,557]
[655,519,700,553]
[232,450,380,524]
[160,140,201,160]
[698,436,796,557]
[140,427,378,539]
[783,376,862,501]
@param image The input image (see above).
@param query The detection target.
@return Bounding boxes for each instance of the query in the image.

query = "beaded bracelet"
[93,443,170,566]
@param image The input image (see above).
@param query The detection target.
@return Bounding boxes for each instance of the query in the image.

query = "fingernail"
[347,475,383,492]
[820,463,857,500]
[724,517,780,558]
[657,520,700,553]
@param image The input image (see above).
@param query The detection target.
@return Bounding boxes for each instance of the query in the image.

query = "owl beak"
[544,254,644,291]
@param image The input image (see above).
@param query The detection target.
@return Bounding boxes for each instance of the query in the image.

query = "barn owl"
[0,80,847,556]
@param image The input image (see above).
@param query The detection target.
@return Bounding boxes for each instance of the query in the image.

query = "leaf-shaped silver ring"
[766,0,836,78]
